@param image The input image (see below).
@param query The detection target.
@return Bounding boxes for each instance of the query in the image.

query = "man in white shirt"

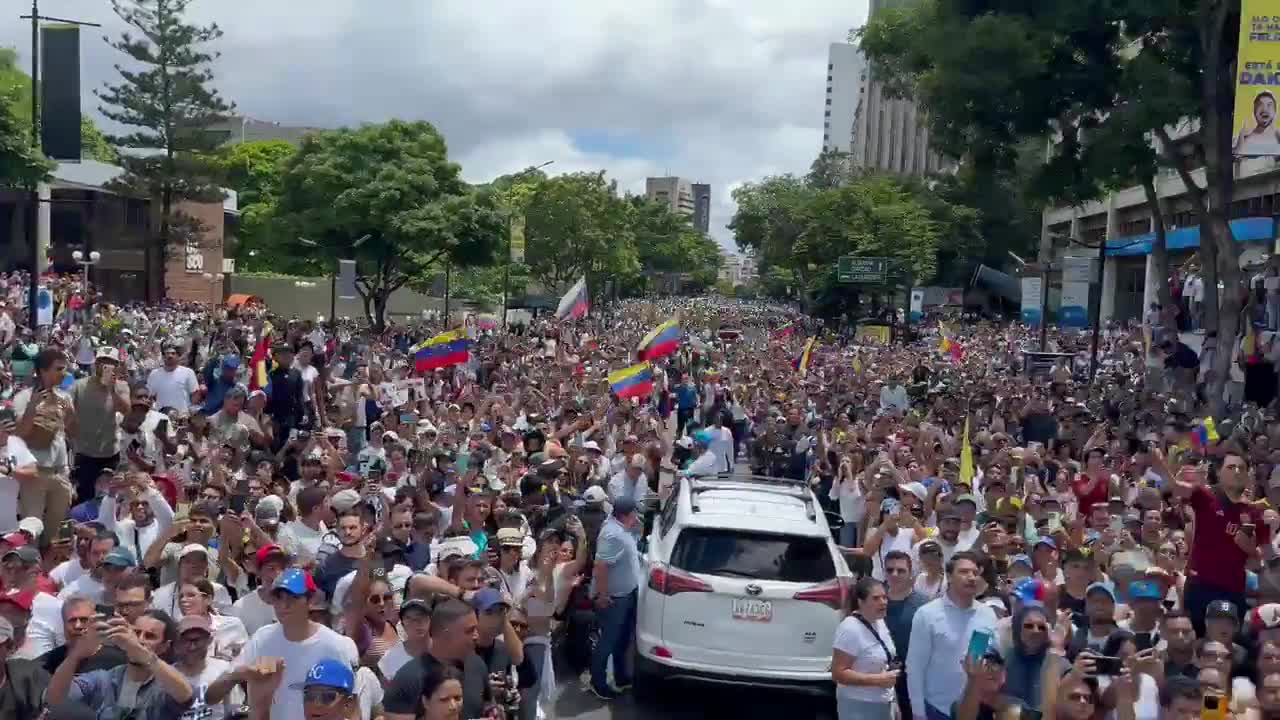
[706,414,735,472]
[0,408,39,532]
[146,344,199,414]
[608,455,650,505]
[879,375,910,414]
[277,486,329,566]
[683,433,722,477]
[59,543,134,604]
[97,473,175,566]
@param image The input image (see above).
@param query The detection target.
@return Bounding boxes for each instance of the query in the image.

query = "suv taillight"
[648,563,713,595]
[792,578,847,610]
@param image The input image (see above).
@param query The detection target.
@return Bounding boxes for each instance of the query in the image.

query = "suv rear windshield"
[670,528,836,584]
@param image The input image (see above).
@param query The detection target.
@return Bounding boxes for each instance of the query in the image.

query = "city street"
[550,676,836,720]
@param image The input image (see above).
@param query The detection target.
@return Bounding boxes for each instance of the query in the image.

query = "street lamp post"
[201,272,225,304]
[299,234,369,332]
[502,160,554,330]
[71,249,100,295]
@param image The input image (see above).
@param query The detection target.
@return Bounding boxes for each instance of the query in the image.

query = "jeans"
[590,589,637,693]
[838,521,858,547]
[676,408,695,436]
[1184,578,1246,637]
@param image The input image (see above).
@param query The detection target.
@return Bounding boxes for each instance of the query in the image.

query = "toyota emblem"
[745,583,762,596]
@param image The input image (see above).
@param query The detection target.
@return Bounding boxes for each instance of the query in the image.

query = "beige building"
[850,0,946,175]
[646,177,696,216]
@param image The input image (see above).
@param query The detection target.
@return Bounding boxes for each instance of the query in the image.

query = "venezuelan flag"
[637,319,682,360]
[1191,417,1220,448]
[415,329,473,372]
[608,362,654,400]
[792,337,816,376]
[772,322,797,340]
[249,333,273,391]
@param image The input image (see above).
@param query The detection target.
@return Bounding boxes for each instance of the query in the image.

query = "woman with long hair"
[831,578,898,720]
[1003,605,1067,710]
[178,578,248,661]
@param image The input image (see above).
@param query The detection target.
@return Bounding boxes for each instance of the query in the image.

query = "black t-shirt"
[0,658,50,720]
[314,549,359,599]
[37,643,128,675]
[477,639,539,690]
[385,653,490,719]
[1057,585,1086,618]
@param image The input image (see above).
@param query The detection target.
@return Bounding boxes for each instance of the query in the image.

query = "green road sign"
[838,256,889,283]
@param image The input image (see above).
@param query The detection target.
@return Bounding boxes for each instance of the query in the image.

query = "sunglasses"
[1022,622,1048,631]
[303,688,345,705]
[367,592,395,605]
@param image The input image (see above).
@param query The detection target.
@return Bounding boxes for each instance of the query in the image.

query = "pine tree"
[95,0,233,300]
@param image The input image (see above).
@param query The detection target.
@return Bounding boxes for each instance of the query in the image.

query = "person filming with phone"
[69,347,130,508]
[13,348,75,548]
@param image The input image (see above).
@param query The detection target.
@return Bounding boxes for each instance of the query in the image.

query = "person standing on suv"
[905,551,997,720]
[589,497,641,701]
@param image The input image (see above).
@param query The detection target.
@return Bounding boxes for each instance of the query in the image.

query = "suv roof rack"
[684,472,817,521]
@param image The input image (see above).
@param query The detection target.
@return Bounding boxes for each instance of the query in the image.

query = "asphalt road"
[549,674,836,720]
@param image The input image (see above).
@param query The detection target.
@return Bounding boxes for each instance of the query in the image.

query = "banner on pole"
[337,259,358,300]
[1233,6,1280,157]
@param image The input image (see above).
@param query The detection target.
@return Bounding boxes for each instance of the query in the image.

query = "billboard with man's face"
[1234,7,1280,157]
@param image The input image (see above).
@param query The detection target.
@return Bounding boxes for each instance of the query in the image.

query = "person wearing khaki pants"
[13,347,75,548]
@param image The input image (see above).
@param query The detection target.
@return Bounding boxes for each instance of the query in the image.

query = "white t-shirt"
[232,589,278,637]
[148,366,199,414]
[833,615,897,703]
[180,657,237,720]
[279,521,327,565]
[11,387,70,470]
[377,641,413,680]
[235,623,359,720]
[708,425,735,471]
[0,434,36,532]
[50,556,85,589]
[58,573,105,603]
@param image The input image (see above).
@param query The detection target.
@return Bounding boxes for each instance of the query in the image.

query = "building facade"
[718,252,759,286]
[1038,121,1280,324]
[850,0,946,175]
[691,182,712,233]
[824,42,865,154]
[646,177,697,217]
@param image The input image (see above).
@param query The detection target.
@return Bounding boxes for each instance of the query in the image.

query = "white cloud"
[2,0,871,252]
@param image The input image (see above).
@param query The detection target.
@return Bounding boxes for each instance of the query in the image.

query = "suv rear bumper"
[636,652,835,696]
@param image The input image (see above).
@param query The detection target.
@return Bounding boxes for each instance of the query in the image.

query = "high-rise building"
[824,42,865,154]
[850,0,946,176]
[646,177,697,217]
[691,183,712,233]
[206,115,322,146]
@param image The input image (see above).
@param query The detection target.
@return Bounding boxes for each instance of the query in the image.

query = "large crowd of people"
[0,271,1277,720]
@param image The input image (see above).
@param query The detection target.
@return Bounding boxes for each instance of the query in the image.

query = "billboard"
[1020,276,1043,325]
[1233,5,1280,157]
[1059,256,1094,327]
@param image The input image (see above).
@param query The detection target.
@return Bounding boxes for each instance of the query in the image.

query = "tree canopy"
[272,119,505,329]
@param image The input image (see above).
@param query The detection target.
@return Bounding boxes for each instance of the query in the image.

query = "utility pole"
[18,1,100,329]
[501,160,554,331]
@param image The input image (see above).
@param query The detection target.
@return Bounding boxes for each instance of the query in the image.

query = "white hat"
[582,441,602,453]
[435,536,478,562]
[417,420,438,435]
[582,486,609,504]
[95,346,120,363]
[17,517,43,540]
[179,543,209,559]
[900,482,928,502]
[330,489,361,513]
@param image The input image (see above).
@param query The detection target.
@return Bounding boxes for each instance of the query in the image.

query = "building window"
[825,110,831,117]
[826,98,832,105]
[828,63,833,70]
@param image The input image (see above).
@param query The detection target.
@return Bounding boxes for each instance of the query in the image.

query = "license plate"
[731,597,773,622]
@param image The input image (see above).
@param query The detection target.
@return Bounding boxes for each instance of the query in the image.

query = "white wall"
[824,43,864,154]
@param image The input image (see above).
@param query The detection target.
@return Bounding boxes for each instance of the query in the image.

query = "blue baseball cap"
[1034,536,1057,551]
[293,659,354,694]
[272,568,317,596]
[1086,582,1116,602]
[221,355,241,369]
[1009,554,1033,570]
[1128,579,1163,602]
[102,547,136,568]
[1013,577,1048,607]
[470,587,510,613]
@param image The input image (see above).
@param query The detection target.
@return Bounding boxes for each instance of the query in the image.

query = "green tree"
[0,81,50,189]
[96,0,234,300]
[213,140,297,272]
[859,0,1246,410]
[524,171,637,294]
[272,120,505,330]
[0,48,107,173]
[629,198,722,290]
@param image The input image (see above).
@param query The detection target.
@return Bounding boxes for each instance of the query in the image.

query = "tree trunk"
[1201,0,1241,417]
[157,186,172,304]
[373,291,388,333]
[1142,178,1174,311]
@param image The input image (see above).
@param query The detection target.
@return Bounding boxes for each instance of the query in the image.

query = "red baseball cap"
[0,532,27,548]
[255,544,287,566]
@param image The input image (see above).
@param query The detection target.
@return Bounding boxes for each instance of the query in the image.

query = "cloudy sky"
[2,0,869,250]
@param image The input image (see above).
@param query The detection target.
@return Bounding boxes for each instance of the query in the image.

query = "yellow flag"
[959,417,975,485]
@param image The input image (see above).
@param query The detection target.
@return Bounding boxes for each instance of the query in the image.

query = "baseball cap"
[1034,537,1058,551]
[273,568,318,596]
[1086,582,1116,602]
[1250,603,1280,632]
[1128,579,1163,602]
[582,486,608,504]
[496,528,523,548]
[102,547,136,568]
[1009,554,1033,570]
[901,482,928,502]
[177,615,213,635]
[2,545,40,565]
[295,659,355,695]
[221,355,241,369]
[470,588,510,613]
[17,517,43,540]
[179,543,209,560]
[1207,600,1239,621]
[400,599,431,619]
[1012,578,1047,607]
[952,494,978,508]
[255,544,288,566]
[255,495,284,523]
[880,498,902,515]
[330,489,361,513]
[95,347,120,363]
[612,496,638,516]
[582,441,602,453]
[0,532,26,548]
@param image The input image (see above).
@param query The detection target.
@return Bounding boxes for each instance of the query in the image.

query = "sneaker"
[613,681,633,693]
[590,686,619,701]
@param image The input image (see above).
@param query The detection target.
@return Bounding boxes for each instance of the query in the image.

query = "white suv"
[634,472,851,696]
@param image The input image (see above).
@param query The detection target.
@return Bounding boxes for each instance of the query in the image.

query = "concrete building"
[0,159,237,304]
[718,252,759,286]
[691,182,712,233]
[646,177,697,217]
[1038,119,1280,324]
[207,115,322,146]
[850,0,946,175]
[824,42,865,154]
